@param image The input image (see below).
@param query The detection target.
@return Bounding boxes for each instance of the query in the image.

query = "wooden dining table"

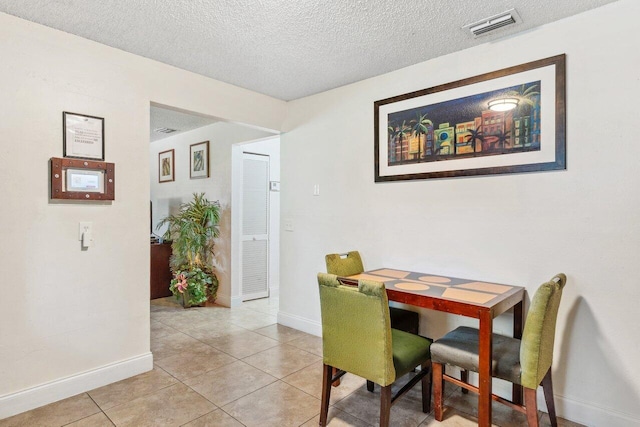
[339,268,525,427]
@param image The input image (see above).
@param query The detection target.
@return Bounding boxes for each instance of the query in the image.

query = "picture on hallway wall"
[158,149,175,183]
[374,54,566,182]
[190,141,210,179]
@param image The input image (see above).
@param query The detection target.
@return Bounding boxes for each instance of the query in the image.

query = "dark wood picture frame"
[190,141,210,179]
[158,149,175,183]
[50,157,115,201]
[374,54,566,182]
[63,111,105,160]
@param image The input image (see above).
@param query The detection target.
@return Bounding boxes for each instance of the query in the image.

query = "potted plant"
[158,192,221,307]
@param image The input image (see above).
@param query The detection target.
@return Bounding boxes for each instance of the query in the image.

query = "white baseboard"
[277,310,321,337]
[554,393,640,427]
[0,352,153,420]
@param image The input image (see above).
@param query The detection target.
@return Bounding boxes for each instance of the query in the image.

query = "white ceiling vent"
[154,127,178,134]
[464,9,521,37]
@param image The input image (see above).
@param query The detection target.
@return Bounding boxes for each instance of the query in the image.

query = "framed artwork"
[63,111,105,160]
[374,54,566,182]
[190,141,210,179]
[158,149,175,183]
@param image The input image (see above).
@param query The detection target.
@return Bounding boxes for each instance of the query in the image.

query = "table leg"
[478,311,493,427]
[512,300,524,405]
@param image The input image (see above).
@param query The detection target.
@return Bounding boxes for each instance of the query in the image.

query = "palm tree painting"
[388,121,411,162]
[385,80,541,166]
[465,127,484,153]
[410,113,433,160]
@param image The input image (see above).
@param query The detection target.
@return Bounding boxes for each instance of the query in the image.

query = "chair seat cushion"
[391,328,431,378]
[431,326,522,385]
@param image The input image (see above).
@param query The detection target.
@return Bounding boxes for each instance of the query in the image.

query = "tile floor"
[0,297,585,427]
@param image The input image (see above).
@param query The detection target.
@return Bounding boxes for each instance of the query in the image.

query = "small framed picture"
[158,149,175,183]
[190,141,210,179]
[63,111,105,160]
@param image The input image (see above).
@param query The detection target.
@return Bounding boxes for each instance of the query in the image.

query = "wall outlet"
[284,218,294,231]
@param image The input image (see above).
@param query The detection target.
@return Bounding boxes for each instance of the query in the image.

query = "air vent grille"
[464,9,520,37]
[154,127,178,134]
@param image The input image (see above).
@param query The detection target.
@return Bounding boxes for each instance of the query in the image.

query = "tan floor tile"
[205,330,279,358]
[287,334,323,356]
[333,379,430,427]
[151,320,178,338]
[155,344,236,381]
[181,322,248,342]
[302,407,373,427]
[150,330,211,360]
[222,381,319,427]
[184,360,277,407]
[88,365,178,410]
[66,412,115,426]
[0,394,99,427]
[539,412,585,427]
[229,311,278,330]
[253,324,310,342]
[283,361,367,404]
[242,344,321,378]
[419,409,495,426]
[104,383,215,427]
[441,390,529,426]
[183,409,244,426]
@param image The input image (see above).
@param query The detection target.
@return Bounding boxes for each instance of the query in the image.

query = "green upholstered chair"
[317,273,432,427]
[431,273,567,427]
[325,251,420,335]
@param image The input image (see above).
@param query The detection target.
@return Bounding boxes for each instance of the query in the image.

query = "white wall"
[150,122,275,306]
[279,1,640,425]
[0,13,285,418]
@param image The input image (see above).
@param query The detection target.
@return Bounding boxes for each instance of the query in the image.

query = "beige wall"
[0,13,285,418]
[279,1,640,425]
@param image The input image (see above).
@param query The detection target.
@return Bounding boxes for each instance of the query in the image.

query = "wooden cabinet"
[150,243,172,299]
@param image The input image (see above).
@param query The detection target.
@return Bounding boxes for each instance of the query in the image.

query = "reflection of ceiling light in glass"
[488,97,519,111]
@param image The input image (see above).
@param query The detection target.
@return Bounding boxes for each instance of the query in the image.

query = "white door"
[241,152,270,301]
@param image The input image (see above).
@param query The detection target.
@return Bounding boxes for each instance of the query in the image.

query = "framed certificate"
[63,111,105,160]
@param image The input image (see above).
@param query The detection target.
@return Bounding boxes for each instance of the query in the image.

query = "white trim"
[229,295,244,308]
[0,353,153,419]
[553,392,640,427]
[277,310,322,337]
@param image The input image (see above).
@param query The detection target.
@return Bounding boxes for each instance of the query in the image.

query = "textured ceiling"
[0,0,617,101]
[149,106,217,142]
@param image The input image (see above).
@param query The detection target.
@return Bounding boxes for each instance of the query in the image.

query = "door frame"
[230,136,280,307]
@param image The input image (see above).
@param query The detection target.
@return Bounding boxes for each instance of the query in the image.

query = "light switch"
[78,222,92,240]
[79,222,93,248]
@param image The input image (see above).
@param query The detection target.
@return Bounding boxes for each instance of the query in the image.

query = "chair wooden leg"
[331,367,341,386]
[460,369,469,394]
[541,369,557,427]
[524,387,539,427]
[367,380,374,392]
[433,362,444,421]
[380,385,392,427]
[421,362,432,413]
[320,364,333,427]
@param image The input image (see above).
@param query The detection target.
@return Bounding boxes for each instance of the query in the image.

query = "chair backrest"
[317,273,396,386]
[520,273,567,389]
[325,251,364,276]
